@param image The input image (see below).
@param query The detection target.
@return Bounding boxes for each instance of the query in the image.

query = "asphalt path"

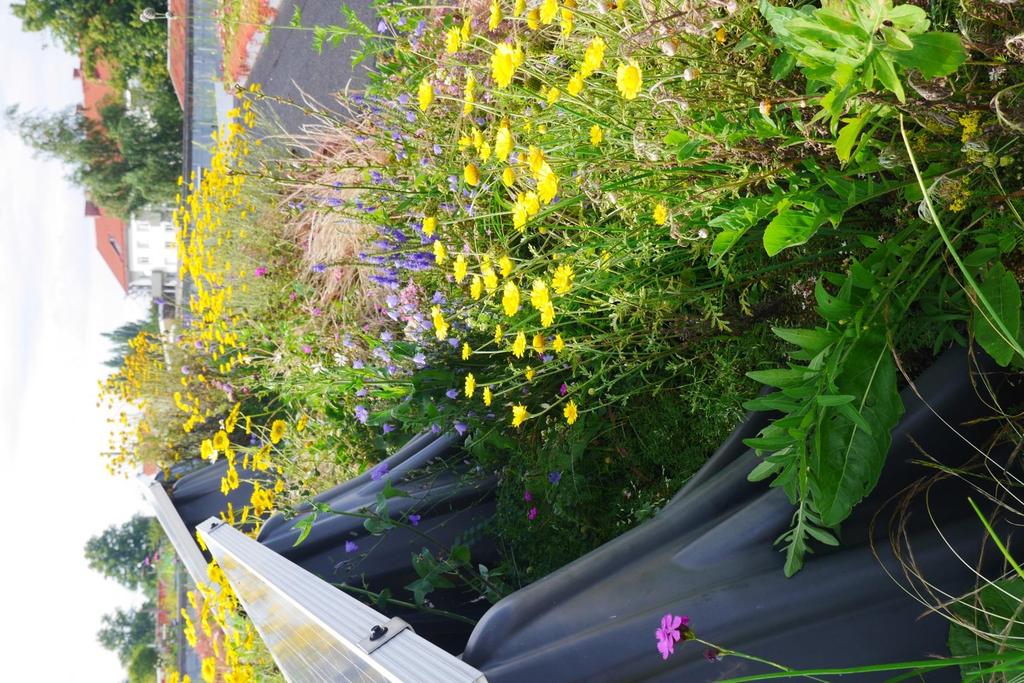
[247,0,378,135]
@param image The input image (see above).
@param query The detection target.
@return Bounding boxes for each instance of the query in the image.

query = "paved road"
[247,0,378,135]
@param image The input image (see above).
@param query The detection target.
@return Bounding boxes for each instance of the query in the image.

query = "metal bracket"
[357,617,413,654]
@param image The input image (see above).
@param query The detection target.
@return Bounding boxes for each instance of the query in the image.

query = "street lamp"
[140,7,175,23]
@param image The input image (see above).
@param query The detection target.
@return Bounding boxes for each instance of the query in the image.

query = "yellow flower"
[581,37,606,78]
[512,331,527,358]
[489,0,502,30]
[471,275,483,300]
[482,262,499,291]
[514,0,526,16]
[494,324,503,343]
[462,343,472,361]
[418,78,433,111]
[546,87,561,105]
[527,8,540,29]
[552,263,574,293]
[296,414,308,432]
[491,43,520,88]
[567,72,584,96]
[532,333,546,353]
[715,26,727,43]
[454,254,468,283]
[525,366,535,381]
[461,15,472,41]
[495,124,513,162]
[530,278,550,310]
[512,196,529,232]
[502,280,521,316]
[213,430,229,451]
[464,72,476,115]
[653,203,668,225]
[499,255,514,277]
[502,166,516,187]
[540,0,558,24]
[201,657,217,683]
[200,438,215,461]
[564,399,578,425]
[540,301,555,327]
[552,334,565,352]
[464,163,480,186]
[512,404,529,427]
[446,28,461,53]
[483,386,493,406]
[270,419,287,444]
[537,162,559,204]
[616,60,643,100]
[433,239,447,264]
[423,216,437,236]
[465,372,476,397]
[560,8,574,36]
[432,305,449,339]
[527,146,546,175]
[479,141,492,161]
[590,124,603,146]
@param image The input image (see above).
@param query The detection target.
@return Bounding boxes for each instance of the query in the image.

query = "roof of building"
[77,61,129,293]
[168,0,188,109]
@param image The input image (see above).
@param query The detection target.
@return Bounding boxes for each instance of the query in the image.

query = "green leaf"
[289,5,303,27]
[892,33,967,78]
[763,205,829,256]
[810,332,904,527]
[835,110,872,163]
[872,52,905,102]
[709,195,778,260]
[971,263,1022,367]
[770,52,796,80]
[450,544,471,565]
[292,515,315,547]
[805,525,840,546]
[816,394,856,407]
[948,579,1024,679]
[747,459,781,482]
[747,367,809,388]
[773,327,838,355]
[382,480,411,499]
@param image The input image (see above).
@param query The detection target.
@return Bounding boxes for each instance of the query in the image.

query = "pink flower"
[655,614,687,660]
[527,506,538,521]
[524,489,533,502]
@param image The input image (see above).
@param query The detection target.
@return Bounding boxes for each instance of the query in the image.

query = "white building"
[126,207,179,298]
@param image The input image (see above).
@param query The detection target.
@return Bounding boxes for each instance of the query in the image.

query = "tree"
[6,89,182,217]
[84,515,158,591]
[11,0,171,92]
[102,313,161,368]
[97,603,156,665]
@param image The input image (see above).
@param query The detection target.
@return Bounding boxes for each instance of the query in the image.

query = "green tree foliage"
[11,0,171,92]
[102,312,161,368]
[127,641,159,683]
[6,87,182,217]
[97,603,156,666]
[84,515,158,591]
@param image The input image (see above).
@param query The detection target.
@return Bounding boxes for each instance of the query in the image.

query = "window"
[165,241,176,249]
[108,237,122,258]
[138,256,149,265]
[136,241,149,249]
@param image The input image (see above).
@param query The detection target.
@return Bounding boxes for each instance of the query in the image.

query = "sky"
[0,1,154,679]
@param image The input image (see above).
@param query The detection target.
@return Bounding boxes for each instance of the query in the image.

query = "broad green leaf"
[892,33,967,78]
[886,4,928,33]
[763,205,828,256]
[805,525,840,546]
[872,52,905,102]
[773,326,838,355]
[292,515,315,547]
[747,459,782,482]
[814,280,857,322]
[835,110,872,163]
[971,263,1022,367]
[810,332,904,527]
[709,195,778,259]
[816,394,856,407]
[948,579,1024,679]
[747,367,809,388]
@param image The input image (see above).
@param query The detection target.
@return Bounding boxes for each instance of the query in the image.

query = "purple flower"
[382,423,395,434]
[397,93,410,106]
[353,359,365,369]
[408,514,421,526]
[381,331,393,342]
[377,19,388,32]
[549,471,561,485]
[655,614,687,660]
[446,388,459,399]
[355,388,367,398]
[302,344,313,354]
[345,540,359,553]
[430,423,441,434]
[311,263,327,273]
[371,462,389,480]
[254,266,268,277]
[454,421,468,435]
[355,405,369,424]
[559,383,568,397]
[524,490,533,502]
[432,144,443,155]
[527,507,538,521]
[413,352,427,368]
[431,290,446,304]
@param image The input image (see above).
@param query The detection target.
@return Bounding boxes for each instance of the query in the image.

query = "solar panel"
[196,517,488,683]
